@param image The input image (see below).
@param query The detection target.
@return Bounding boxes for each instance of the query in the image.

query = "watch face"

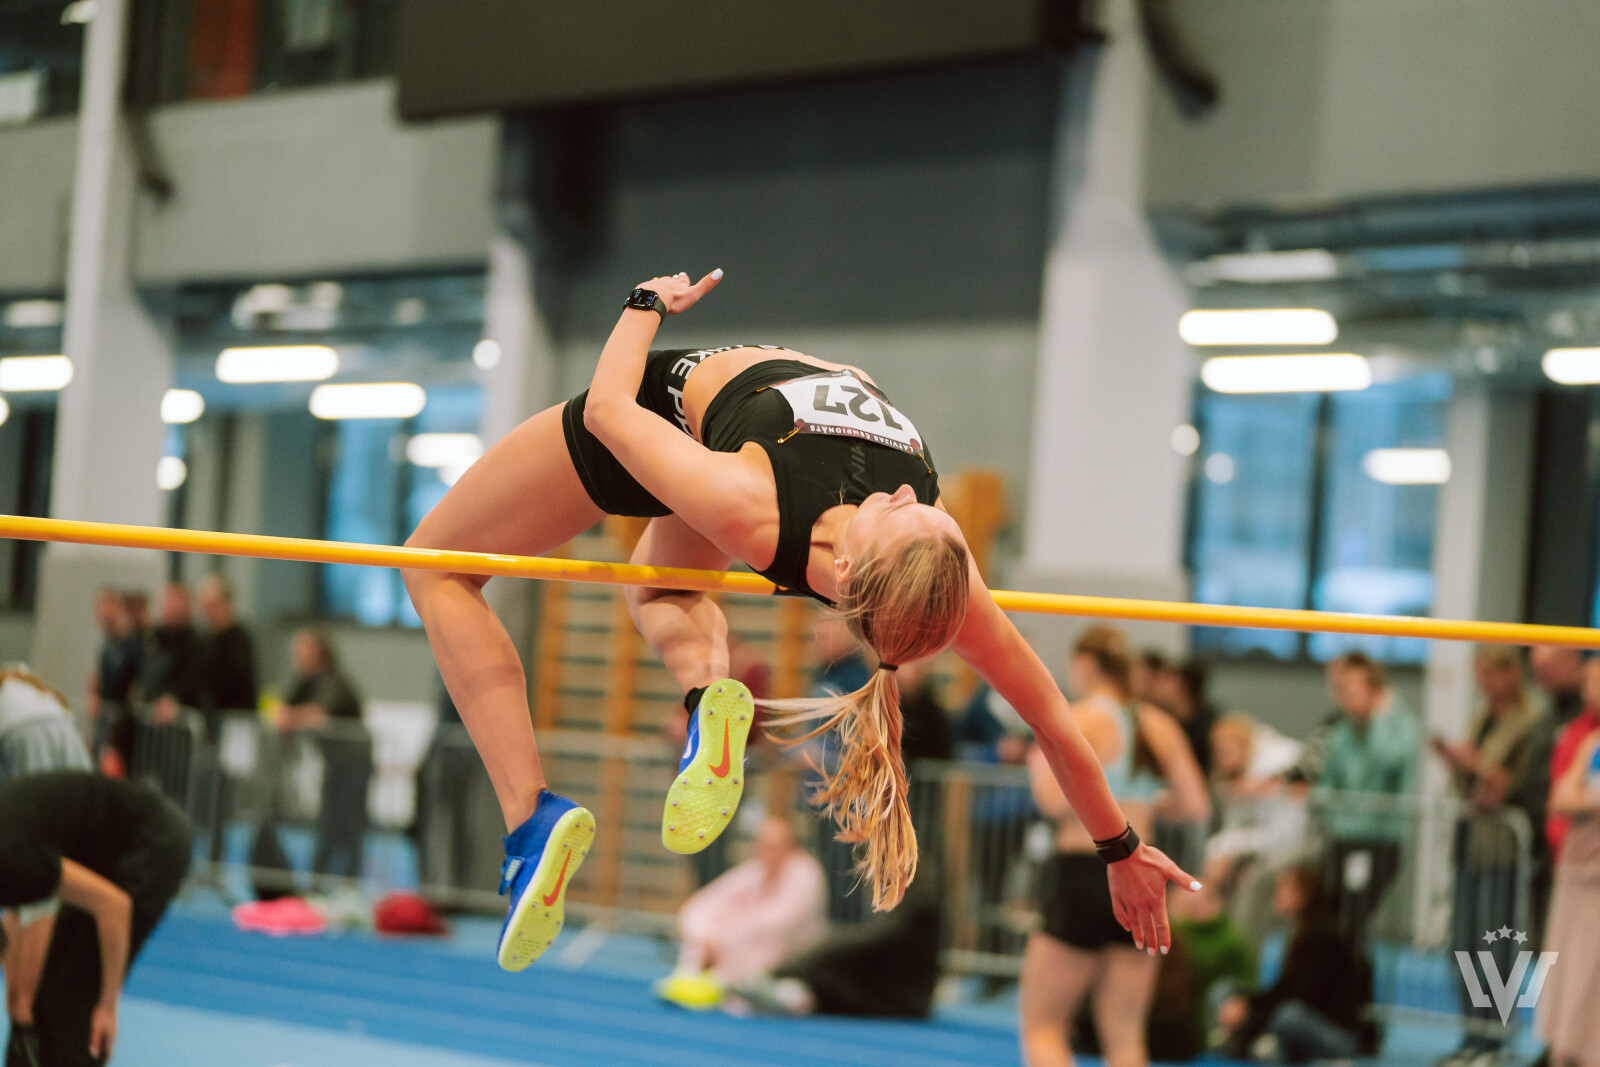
[629,288,657,307]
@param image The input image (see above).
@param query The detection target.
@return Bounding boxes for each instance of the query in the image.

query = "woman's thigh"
[1020,932,1099,1037]
[407,404,605,562]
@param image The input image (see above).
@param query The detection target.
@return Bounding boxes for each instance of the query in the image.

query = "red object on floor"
[373,892,449,936]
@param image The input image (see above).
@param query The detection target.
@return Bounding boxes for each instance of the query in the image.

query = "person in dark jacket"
[0,771,191,1067]
[142,582,206,722]
[86,588,142,775]
[1219,862,1378,1062]
[196,575,259,727]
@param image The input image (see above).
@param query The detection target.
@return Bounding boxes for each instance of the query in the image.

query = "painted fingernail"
[1161,945,1169,955]
[1190,880,1202,891]
[711,268,724,279]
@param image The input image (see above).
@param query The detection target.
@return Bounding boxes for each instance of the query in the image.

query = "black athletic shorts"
[1038,852,1135,951]
[561,348,718,517]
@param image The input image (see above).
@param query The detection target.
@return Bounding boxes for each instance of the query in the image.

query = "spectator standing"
[1315,652,1419,940]
[87,587,142,775]
[1536,695,1600,1067]
[141,582,206,724]
[1431,647,1544,1067]
[1131,650,1167,705]
[1547,658,1600,865]
[196,574,259,729]
[656,817,826,1006]
[279,628,372,889]
[1152,660,1218,779]
[1521,645,1587,944]
[896,658,953,765]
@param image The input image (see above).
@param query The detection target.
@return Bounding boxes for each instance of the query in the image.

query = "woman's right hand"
[633,270,723,315]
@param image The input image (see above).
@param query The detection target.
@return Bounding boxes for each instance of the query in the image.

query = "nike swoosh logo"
[709,722,732,778]
[541,850,574,906]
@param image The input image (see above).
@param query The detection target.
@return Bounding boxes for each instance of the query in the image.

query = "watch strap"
[1094,823,1141,864]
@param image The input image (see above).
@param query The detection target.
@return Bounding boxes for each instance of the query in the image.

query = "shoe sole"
[661,680,754,855]
[496,806,596,972]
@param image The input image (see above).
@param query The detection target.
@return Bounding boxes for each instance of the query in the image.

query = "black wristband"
[1094,823,1141,864]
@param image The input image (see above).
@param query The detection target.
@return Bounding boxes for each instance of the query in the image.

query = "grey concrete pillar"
[1016,0,1194,665]
[31,0,174,696]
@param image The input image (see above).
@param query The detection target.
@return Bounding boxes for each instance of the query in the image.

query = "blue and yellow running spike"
[662,680,754,854]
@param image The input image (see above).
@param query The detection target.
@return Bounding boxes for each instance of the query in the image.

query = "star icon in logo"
[1513,930,1528,945]
[1497,926,1514,941]
[1484,929,1499,943]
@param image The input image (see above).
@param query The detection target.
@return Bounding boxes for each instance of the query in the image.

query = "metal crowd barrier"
[128,713,1538,1045]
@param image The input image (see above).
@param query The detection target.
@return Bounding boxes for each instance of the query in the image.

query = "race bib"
[768,371,925,457]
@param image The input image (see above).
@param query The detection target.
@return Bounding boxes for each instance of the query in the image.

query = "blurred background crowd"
[6,0,1600,1064]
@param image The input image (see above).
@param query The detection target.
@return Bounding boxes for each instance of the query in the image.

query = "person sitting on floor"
[1217,861,1378,1063]
[656,816,825,1008]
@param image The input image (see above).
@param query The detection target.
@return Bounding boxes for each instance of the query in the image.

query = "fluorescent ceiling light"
[0,396,8,427]
[1363,448,1451,486]
[473,339,502,370]
[216,345,338,384]
[0,355,73,391]
[1542,347,1600,385]
[1202,249,1339,283]
[310,382,426,420]
[3,299,63,328]
[1201,354,1371,394]
[160,388,205,424]
[156,456,187,491]
[406,433,483,469]
[1180,309,1339,346]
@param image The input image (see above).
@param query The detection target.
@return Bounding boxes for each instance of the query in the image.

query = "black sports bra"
[700,358,941,604]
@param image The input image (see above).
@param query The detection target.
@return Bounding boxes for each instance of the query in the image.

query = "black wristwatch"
[1094,823,1141,864]
[625,288,667,319]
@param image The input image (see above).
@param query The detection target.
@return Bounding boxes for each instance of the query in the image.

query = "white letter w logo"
[1455,951,1559,1024]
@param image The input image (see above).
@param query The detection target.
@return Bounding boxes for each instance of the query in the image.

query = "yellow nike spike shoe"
[662,680,754,854]
[496,790,596,972]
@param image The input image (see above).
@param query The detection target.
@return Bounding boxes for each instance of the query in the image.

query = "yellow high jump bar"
[3,514,1598,649]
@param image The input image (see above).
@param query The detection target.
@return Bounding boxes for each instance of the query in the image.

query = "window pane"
[1309,375,1451,663]
[1189,392,1320,659]
[395,386,483,628]
[324,418,405,626]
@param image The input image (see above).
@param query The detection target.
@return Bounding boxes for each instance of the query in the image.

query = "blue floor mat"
[127,915,1020,1067]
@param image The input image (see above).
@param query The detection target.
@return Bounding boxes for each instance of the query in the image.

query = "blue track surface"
[127,915,1021,1067]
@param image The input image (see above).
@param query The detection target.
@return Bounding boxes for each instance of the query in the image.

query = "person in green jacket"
[1313,652,1420,940]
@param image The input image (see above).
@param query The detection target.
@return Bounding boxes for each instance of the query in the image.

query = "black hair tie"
[879,662,899,672]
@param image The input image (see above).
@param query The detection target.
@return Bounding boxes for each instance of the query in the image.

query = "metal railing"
[127,712,1537,1044]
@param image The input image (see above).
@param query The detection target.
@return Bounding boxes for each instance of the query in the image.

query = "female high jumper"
[402,270,1199,971]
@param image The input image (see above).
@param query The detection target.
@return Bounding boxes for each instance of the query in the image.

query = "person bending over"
[1,770,191,1066]
[402,269,1197,971]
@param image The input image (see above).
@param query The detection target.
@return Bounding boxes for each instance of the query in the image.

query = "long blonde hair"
[763,533,970,910]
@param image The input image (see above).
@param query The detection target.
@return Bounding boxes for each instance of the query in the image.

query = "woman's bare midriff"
[679,347,873,442]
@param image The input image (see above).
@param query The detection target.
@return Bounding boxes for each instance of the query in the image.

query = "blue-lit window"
[1188,375,1452,663]
[322,385,483,626]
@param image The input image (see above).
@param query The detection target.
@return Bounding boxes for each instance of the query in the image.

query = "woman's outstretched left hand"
[636,269,723,315]
[1106,842,1200,956]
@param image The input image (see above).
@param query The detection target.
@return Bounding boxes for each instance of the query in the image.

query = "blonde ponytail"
[765,670,917,910]
[763,531,969,911]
